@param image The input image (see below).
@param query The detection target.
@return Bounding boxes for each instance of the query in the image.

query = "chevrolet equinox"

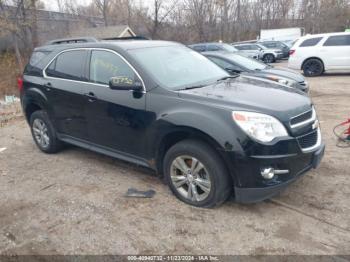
[19,38,325,207]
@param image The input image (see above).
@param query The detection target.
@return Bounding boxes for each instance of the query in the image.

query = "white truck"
[260,28,304,43]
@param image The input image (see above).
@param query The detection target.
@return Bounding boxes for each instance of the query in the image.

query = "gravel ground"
[0,62,349,255]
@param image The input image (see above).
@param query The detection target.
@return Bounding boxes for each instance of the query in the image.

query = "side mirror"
[109,76,143,91]
[225,66,241,74]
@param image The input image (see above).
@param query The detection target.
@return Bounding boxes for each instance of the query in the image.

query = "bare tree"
[94,0,111,26]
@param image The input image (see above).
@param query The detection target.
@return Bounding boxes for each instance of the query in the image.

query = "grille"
[298,81,307,86]
[297,130,318,149]
[290,110,313,126]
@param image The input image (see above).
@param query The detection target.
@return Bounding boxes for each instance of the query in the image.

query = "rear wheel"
[30,110,62,153]
[302,58,324,77]
[263,54,275,63]
[163,140,232,208]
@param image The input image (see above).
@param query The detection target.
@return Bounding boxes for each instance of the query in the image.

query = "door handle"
[85,92,97,102]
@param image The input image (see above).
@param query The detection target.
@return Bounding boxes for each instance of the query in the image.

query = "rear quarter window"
[299,37,323,47]
[24,51,51,76]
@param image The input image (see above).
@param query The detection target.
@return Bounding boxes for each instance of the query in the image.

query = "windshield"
[225,54,267,70]
[130,45,228,90]
[221,44,238,52]
[256,44,267,50]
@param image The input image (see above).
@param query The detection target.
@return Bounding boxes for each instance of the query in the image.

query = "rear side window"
[207,45,221,51]
[46,50,87,81]
[192,45,206,52]
[299,37,323,47]
[323,35,350,46]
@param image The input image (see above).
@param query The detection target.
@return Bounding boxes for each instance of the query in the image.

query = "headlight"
[266,75,296,87]
[232,111,288,143]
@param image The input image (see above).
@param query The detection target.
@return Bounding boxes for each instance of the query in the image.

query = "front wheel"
[163,140,232,208]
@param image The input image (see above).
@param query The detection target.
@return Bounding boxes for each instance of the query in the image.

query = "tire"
[30,110,62,154]
[263,54,275,63]
[302,58,324,77]
[163,139,232,208]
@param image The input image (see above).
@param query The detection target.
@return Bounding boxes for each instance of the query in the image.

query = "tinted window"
[207,45,221,51]
[25,51,51,76]
[236,45,249,50]
[192,45,206,52]
[323,35,350,46]
[30,51,50,66]
[208,57,233,69]
[46,50,86,81]
[263,43,276,48]
[90,50,137,85]
[299,37,323,47]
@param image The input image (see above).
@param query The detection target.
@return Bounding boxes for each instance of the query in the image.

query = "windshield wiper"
[217,75,239,82]
[176,84,206,91]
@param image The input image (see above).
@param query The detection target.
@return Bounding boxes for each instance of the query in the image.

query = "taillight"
[289,49,295,56]
[17,77,23,91]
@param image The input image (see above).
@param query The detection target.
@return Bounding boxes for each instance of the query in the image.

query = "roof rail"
[45,37,99,45]
[102,36,150,41]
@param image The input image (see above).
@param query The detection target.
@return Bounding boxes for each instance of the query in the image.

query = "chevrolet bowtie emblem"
[312,120,319,130]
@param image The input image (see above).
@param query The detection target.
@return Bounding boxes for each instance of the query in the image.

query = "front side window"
[299,37,323,47]
[323,35,350,46]
[89,50,137,85]
[130,45,228,90]
[46,50,87,81]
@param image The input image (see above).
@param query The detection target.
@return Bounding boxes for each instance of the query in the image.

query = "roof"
[301,32,350,39]
[69,25,136,39]
[36,40,180,52]
[189,42,225,46]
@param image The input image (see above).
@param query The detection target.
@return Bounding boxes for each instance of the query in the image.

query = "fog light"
[261,168,275,179]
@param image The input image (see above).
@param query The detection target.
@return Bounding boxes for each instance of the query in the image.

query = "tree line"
[0,0,349,70]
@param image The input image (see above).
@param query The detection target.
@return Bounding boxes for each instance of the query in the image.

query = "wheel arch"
[154,126,235,186]
[301,57,325,71]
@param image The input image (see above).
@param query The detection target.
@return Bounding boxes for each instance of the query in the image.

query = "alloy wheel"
[170,155,211,202]
[32,119,50,148]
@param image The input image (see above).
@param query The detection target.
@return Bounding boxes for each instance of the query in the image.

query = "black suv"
[20,38,325,207]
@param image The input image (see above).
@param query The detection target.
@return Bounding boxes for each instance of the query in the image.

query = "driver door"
[84,49,148,157]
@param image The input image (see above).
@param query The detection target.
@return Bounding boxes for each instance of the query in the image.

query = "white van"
[288,32,350,76]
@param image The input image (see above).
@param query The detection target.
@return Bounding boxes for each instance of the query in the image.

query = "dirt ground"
[0,62,349,256]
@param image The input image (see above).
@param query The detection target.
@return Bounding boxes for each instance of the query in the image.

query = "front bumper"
[229,143,325,203]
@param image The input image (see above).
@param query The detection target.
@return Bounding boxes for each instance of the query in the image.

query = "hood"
[260,67,305,83]
[178,76,311,122]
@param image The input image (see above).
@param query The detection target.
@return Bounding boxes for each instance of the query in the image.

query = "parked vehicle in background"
[260,27,304,42]
[233,43,283,63]
[258,40,290,58]
[203,51,309,93]
[288,32,350,76]
[20,38,324,207]
[189,42,258,59]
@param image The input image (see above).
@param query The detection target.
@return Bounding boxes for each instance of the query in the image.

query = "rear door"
[321,34,350,70]
[44,49,90,140]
